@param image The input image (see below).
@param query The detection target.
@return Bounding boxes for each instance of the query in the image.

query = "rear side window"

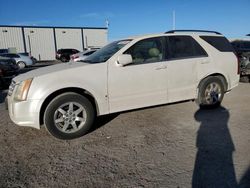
[200,36,234,52]
[167,36,207,59]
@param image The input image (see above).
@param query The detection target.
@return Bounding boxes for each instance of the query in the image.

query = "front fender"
[27,64,109,115]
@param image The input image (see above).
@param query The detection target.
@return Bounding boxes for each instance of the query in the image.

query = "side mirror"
[117,54,132,66]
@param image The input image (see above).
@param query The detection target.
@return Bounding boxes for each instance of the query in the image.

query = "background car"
[0,53,34,69]
[70,49,97,62]
[0,49,8,54]
[56,48,79,62]
[231,40,250,54]
[0,56,19,89]
[18,52,37,64]
[231,40,250,82]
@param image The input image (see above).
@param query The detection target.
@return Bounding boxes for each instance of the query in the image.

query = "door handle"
[155,65,167,70]
[200,59,209,64]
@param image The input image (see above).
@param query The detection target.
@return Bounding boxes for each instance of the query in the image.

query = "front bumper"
[7,95,41,129]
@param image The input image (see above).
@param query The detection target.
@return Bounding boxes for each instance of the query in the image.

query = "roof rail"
[165,30,222,35]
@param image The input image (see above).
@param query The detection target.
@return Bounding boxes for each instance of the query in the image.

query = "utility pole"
[173,10,176,30]
[105,19,109,29]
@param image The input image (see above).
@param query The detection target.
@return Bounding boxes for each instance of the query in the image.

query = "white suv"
[6,30,239,139]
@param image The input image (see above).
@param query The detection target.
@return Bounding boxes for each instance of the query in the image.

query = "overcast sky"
[0,0,249,41]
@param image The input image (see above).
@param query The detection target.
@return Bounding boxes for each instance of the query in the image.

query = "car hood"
[13,62,88,83]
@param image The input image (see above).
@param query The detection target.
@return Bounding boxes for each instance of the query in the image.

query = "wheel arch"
[17,61,26,65]
[198,73,228,92]
[39,87,99,126]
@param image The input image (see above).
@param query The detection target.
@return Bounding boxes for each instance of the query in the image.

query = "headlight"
[14,79,33,101]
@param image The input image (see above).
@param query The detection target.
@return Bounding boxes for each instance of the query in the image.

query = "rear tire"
[44,92,95,140]
[196,77,225,109]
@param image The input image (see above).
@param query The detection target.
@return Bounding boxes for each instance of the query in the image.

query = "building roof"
[0,25,107,30]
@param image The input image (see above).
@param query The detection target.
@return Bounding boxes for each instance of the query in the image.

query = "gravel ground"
[0,83,249,188]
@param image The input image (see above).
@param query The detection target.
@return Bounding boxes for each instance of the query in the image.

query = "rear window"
[200,36,234,52]
[72,49,79,53]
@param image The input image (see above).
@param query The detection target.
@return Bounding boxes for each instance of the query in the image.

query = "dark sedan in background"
[0,57,19,89]
[56,48,79,62]
[231,40,250,82]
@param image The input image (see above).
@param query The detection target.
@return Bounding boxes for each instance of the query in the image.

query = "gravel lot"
[0,83,249,188]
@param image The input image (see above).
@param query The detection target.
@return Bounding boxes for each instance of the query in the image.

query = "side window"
[5,54,12,58]
[200,36,234,52]
[124,37,164,64]
[167,36,207,59]
[0,49,8,53]
[8,54,19,58]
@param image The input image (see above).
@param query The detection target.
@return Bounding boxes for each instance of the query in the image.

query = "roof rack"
[165,30,222,35]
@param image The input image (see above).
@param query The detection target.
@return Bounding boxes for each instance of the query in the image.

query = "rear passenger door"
[165,36,208,102]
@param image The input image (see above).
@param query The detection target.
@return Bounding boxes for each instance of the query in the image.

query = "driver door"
[108,37,168,113]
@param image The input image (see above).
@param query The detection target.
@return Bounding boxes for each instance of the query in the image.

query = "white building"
[0,25,108,60]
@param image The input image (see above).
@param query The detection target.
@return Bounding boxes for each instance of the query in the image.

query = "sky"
[0,0,249,41]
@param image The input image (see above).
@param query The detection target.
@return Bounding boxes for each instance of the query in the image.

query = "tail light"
[0,69,3,76]
[235,54,240,75]
[71,55,79,60]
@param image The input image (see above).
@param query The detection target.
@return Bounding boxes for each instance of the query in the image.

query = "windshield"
[82,40,131,63]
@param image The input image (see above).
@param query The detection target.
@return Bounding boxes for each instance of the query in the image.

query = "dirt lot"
[0,83,249,188]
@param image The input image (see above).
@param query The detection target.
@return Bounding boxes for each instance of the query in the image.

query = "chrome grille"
[8,80,16,96]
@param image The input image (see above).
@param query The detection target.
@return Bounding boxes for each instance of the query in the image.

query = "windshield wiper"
[80,60,103,63]
[79,60,93,63]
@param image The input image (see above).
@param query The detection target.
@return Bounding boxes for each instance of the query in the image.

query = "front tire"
[17,61,26,69]
[196,77,225,109]
[44,93,95,140]
[60,56,67,62]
